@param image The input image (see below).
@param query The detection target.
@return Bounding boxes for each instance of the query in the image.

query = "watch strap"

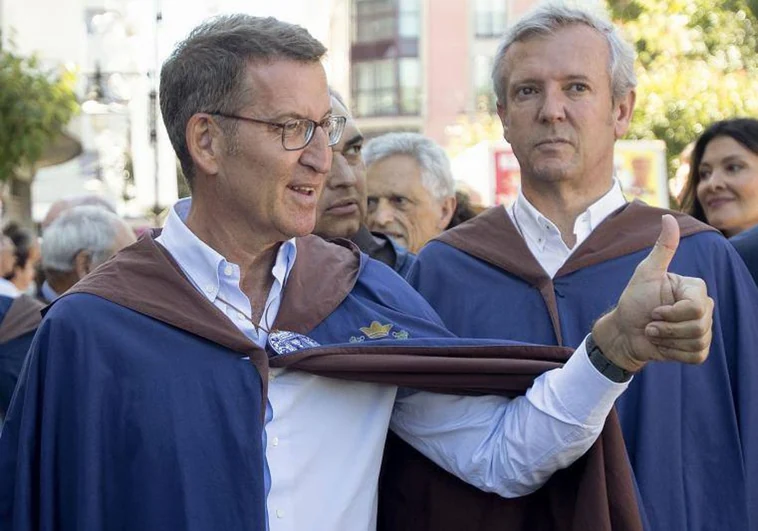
[586,333,633,383]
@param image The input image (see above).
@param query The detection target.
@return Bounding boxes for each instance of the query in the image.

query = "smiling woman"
[680,118,758,237]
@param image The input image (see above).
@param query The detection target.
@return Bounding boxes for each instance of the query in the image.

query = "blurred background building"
[347,0,536,144]
[0,0,352,224]
[4,0,738,223]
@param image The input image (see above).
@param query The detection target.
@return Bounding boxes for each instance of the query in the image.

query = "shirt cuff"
[526,335,630,428]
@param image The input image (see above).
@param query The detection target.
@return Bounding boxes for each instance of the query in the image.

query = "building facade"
[348,0,537,146]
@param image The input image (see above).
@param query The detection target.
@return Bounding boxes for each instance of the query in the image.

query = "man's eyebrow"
[509,74,592,86]
[272,108,334,122]
[343,134,364,148]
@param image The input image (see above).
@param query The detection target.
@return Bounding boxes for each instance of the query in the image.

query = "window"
[474,0,507,38]
[352,58,420,117]
[398,0,420,38]
[354,0,396,43]
[399,58,420,114]
[351,0,421,117]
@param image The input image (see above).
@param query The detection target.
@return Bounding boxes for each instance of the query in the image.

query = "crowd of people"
[0,3,756,531]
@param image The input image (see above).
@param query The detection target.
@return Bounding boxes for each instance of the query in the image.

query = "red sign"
[493,145,521,206]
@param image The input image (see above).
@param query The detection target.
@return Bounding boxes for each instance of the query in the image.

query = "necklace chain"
[215,293,274,336]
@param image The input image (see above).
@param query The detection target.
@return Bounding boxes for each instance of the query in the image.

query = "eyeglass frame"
[206,112,347,151]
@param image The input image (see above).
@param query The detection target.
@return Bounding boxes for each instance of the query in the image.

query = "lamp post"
[149,0,163,224]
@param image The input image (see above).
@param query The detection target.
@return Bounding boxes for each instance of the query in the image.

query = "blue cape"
[410,203,758,531]
[731,225,758,286]
[0,233,640,531]
[0,295,43,419]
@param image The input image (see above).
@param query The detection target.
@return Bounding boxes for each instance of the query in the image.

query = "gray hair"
[328,86,349,111]
[160,14,327,187]
[491,2,637,106]
[363,133,455,200]
[41,206,126,272]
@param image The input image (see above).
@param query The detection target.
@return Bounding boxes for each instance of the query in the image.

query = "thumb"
[637,214,680,277]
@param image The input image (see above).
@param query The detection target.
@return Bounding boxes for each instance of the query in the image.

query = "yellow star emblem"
[359,321,393,339]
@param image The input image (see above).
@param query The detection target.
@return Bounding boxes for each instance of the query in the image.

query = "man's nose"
[537,86,567,124]
[327,155,357,188]
[369,200,395,227]
[300,126,332,174]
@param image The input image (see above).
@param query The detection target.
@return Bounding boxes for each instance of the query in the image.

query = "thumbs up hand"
[592,215,714,373]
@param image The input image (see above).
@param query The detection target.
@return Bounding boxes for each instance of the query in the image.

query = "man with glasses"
[0,15,714,531]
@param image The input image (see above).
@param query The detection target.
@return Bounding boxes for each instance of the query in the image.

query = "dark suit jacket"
[731,225,758,286]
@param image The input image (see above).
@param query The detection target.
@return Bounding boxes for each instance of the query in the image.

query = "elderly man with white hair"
[40,205,136,302]
[364,132,457,254]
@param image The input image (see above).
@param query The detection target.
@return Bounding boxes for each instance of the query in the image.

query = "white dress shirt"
[507,180,628,277]
[0,278,20,299]
[157,198,629,531]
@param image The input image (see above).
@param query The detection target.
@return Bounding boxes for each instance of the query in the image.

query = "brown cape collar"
[438,201,716,286]
[65,231,363,402]
[436,201,715,346]
[0,295,44,344]
[63,229,580,394]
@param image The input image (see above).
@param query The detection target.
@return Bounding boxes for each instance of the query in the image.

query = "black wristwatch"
[586,333,633,383]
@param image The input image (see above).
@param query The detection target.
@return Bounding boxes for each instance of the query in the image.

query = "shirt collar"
[512,179,627,251]
[158,198,297,303]
[0,278,20,299]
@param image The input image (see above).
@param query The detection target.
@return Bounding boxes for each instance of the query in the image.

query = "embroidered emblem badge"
[359,321,393,339]
[267,330,321,356]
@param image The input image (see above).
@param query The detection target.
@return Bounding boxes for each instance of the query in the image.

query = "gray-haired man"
[40,205,136,301]
[401,4,758,531]
[365,132,457,253]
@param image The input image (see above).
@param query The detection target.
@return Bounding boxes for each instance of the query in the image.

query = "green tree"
[0,42,78,223]
[608,0,758,178]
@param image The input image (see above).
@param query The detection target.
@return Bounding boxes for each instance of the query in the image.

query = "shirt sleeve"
[389,336,630,498]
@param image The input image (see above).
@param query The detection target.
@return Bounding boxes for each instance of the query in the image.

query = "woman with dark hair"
[679,118,758,236]
[2,222,40,294]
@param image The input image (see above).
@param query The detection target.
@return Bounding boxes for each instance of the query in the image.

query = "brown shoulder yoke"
[0,295,44,344]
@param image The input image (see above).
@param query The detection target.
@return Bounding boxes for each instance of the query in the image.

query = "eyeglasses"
[208,112,347,151]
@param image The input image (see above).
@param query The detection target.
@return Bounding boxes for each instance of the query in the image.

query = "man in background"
[364,132,457,254]
[314,90,414,275]
[40,194,117,231]
[0,237,17,298]
[39,205,136,302]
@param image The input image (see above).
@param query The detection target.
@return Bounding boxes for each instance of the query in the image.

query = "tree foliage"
[608,0,758,175]
[0,44,78,182]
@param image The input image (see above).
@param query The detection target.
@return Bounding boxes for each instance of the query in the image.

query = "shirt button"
[272,437,279,447]
[224,264,233,276]
[204,284,214,294]
[236,311,246,321]
[269,371,276,381]
[276,509,285,519]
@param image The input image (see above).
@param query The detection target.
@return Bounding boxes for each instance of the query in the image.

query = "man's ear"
[438,195,457,231]
[73,250,93,279]
[614,89,636,139]
[496,102,510,143]
[186,113,223,176]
